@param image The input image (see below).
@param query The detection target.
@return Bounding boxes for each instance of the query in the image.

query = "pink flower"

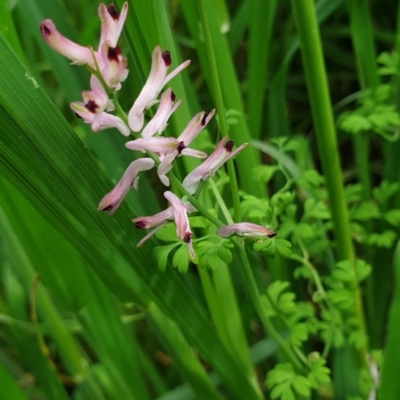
[40,3,129,90]
[128,46,191,132]
[98,158,154,215]
[157,110,215,186]
[216,223,276,238]
[182,137,248,194]
[71,76,130,135]
[97,43,129,90]
[98,3,128,48]
[39,19,94,67]
[164,191,195,259]
[96,3,129,89]
[125,137,180,153]
[141,89,181,139]
[133,191,196,258]
[133,207,175,247]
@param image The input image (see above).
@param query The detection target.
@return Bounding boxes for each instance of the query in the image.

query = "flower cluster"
[40,3,275,261]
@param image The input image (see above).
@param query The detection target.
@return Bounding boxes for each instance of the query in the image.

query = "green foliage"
[266,363,311,399]
[338,84,400,141]
[195,239,233,270]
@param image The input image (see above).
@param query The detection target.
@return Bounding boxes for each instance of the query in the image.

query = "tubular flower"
[98,42,129,89]
[39,19,94,67]
[133,207,175,247]
[125,137,180,154]
[164,191,195,259]
[128,46,191,132]
[216,223,276,239]
[71,75,130,135]
[40,3,129,90]
[96,2,129,89]
[157,110,215,186]
[141,89,182,139]
[98,3,128,48]
[98,158,155,215]
[133,192,196,256]
[182,137,248,194]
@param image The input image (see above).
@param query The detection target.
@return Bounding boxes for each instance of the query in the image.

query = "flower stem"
[234,241,304,372]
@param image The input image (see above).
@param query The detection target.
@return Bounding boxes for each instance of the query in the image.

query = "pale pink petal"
[182,137,248,194]
[92,113,130,136]
[40,20,95,67]
[125,137,179,153]
[89,75,115,111]
[162,60,191,87]
[98,2,128,48]
[128,46,190,132]
[133,206,174,229]
[71,102,130,136]
[98,158,154,215]
[180,148,207,158]
[98,42,129,89]
[178,109,215,145]
[164,191,195,258]
[216,223,276,238]
[142,89,181,139]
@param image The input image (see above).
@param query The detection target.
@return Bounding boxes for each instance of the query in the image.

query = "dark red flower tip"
[162,51,171,67]
[100,205,113,212]
[177,141,185,154]
[40,22,51,38]
[183,232,192,244]
[268,231,277,238]
[107,4,119,20]
[75,113,82,119]
[85,100,99,113]
[170,91,176,101]
[134,221,147,229]
[107,46,121,61]
[201,112,208,126]
[225,140,234,152]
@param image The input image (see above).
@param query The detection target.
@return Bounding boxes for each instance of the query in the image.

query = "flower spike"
[217,223,276,239]
[128,46,191,132]
[98,158,155,215]
[40,20,94,67]
[182,137,248,194]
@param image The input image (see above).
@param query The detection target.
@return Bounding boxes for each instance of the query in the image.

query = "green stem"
[234,241,304,372]
[290,0,367,368]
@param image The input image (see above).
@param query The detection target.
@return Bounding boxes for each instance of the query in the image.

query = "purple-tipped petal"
[98,42,129,89]
[216,223,276,238]
[40,19,95,67]
[133,206,175,246]
[128,46,190,132]
[125,137,179,153]
[71,102,130,136]
[178,109,215,145]
[98,2,128,48]
[164,191,195,259]
[142,89,181,138]
[98,158,154,215]
[182,137,248,194]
